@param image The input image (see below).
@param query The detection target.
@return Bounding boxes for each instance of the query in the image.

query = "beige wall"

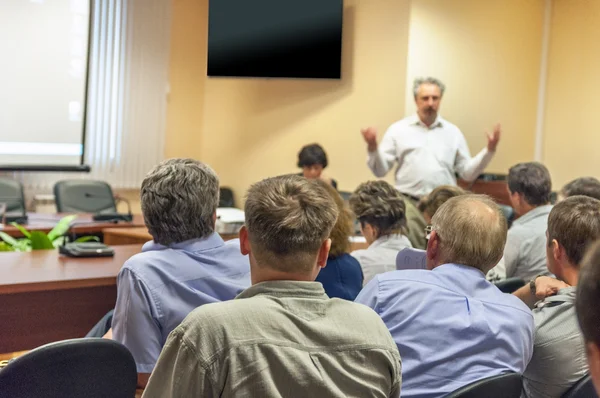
[165,0,411,202]
[404,0,545,174]
[543,0,600,188]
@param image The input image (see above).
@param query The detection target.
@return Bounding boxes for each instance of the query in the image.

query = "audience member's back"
[143,175,401,398]
[112,159,250,387]
[356,195,534,398]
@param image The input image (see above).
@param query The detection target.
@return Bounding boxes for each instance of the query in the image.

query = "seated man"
[513,195,600,397]
[576,240,600,396]
[356,194,534,398]
[143,175,402,398]
[112,158,251,387]
[488,162,553,282]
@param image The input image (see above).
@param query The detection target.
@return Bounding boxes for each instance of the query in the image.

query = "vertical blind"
[11,0,171,195]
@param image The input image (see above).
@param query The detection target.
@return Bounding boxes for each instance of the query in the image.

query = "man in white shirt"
[361,77,501,199]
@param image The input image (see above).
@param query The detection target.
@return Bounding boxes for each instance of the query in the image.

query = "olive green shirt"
[143,281,402,398]
[404,197,427,250]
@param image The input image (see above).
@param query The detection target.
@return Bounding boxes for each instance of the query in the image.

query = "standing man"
[361,77,501,200]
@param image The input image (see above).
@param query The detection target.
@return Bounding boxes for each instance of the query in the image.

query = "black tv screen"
[207,0,343,79]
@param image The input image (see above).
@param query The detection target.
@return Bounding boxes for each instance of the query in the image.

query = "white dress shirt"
[367,115,495,197]
[351,234,413,286]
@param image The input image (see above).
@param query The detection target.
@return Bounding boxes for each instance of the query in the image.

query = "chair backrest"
[445,373,522,398]
[54,180,117,213]
[562,374,598,398]
[495,277,526,294]
[0,338,137,398]
[219,187,235,208]
[0,178,26,213]
[498,204,515,229]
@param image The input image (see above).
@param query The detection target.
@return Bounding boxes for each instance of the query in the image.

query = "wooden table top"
[0,244,143,294]
[0,213,146,238]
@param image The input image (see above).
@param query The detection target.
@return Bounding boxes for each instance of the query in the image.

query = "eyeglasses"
[425,225,433,240]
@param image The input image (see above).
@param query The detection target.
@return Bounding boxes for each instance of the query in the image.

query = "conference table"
[0,244,142,353]
[0,213,146,238]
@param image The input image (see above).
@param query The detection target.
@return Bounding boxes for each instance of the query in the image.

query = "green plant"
[0,215,99,252]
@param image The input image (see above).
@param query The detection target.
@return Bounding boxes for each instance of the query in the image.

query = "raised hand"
[361,127,378,152]
[486,123,501,152]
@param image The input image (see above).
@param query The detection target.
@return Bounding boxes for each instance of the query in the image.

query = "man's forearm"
[513,284,537,309]
[460,148,495,182]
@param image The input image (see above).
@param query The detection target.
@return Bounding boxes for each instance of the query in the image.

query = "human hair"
[418,185,467,218]
[314,179,352,257]
[297,143,328,168]
[431,194,507,273]
[508,162,552,206]
[141,158,219,246]
[413,77,446,98]
[560,177,600,201]
[349,181,407,239]
[244,174,339,273]
[547,195,600,266]
[577,240,600,345]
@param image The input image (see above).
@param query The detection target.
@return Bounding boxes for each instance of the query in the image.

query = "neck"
[419,114,436,127]
[251,268,316,285]
[561,267,579,287]
[520,202,548,215]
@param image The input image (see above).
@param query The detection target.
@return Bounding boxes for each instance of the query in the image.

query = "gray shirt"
[491,205,553,282]
[143,280,402,398]
[522,287,588,398]
[352,234,413,286]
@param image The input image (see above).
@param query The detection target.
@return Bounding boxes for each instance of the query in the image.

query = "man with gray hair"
[356,194,534,398]
[360,77,501,199]
[111,158,251,388]
[143,175,402,398]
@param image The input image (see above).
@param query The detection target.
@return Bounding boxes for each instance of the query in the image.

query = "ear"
[239,226,251,256]
[551,239,562,263]
[426,230,440,270]
[316,239,331,269]
[212,211,218,228]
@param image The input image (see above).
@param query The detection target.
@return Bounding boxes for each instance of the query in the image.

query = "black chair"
[495,277,526,294]
[0,178,28,223]
[54,180,117,214]
[339,190,352,202]
[219,187,235,208]
[562,374,598,398]
[0,338,137,398]
[445,373,522,398]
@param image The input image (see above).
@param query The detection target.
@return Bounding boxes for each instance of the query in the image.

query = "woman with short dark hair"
[297,143,337,189]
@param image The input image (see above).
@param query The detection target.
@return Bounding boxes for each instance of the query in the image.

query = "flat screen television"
[207,0,343,79]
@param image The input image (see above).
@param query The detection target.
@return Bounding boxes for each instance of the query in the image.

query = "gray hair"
[431,194,507,273]
[141,158,219,245]
[413,77,446,98]
[244,174,339,273]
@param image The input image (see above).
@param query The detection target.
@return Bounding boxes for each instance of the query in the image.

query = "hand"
[361,127,378,152]
[534,276,570,300]
[486,123,501,152]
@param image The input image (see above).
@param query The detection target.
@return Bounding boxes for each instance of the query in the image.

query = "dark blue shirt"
[316,253,363,300]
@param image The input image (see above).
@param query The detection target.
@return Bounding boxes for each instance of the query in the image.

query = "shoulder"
[386,117,416,133]
[350,249,370,262]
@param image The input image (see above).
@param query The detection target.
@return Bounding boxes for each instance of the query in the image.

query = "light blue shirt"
[112,233,251,373]
[355,263,534,398]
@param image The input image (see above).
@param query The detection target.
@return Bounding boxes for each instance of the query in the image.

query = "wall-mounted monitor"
[208,0,343,79]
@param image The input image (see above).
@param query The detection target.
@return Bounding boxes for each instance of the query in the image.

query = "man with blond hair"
[143,175,402,398]
[356,195,534,398]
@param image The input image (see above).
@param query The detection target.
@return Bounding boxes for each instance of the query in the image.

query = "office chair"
[562,374,598,398]
[499,204,515,229]
[54,180,117,214]
[495,277,526,294]
[338,190,352,202]
[219,187,235,208]
[445,373,522,398]
[0,178,28,223]
[0,338,137,398]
